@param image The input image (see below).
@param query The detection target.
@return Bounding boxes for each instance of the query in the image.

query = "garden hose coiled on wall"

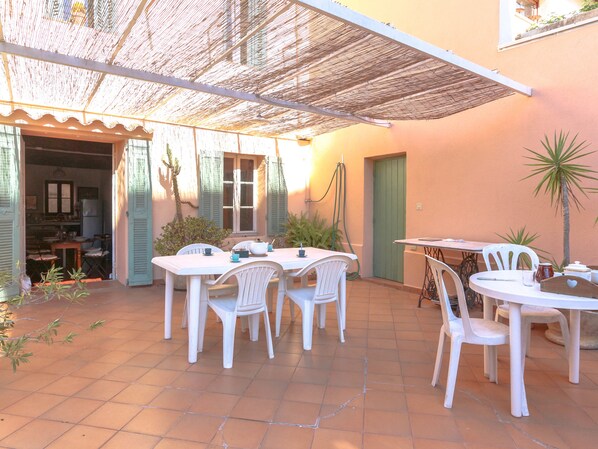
[307,162,361,280]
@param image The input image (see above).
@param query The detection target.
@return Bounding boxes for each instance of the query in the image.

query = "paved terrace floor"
[1,279,598,449]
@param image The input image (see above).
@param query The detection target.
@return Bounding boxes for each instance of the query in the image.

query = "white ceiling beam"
[290,0,533,97]
[0,42,390,128]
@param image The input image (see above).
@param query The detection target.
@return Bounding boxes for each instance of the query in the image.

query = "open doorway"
[23,134,113,282]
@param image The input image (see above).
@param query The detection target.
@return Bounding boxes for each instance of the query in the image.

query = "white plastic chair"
[203,260,284,368]
[276,255,350,350]
[482,244,570,356]
[176,243,235,328]
[427,256,509,409]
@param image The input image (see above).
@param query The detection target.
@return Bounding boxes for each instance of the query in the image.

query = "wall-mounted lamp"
[52,167,66,178]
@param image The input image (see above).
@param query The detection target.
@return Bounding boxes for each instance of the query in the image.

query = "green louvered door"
[0,126,21,298]
[198,152,224,227]
[373,156,406,282]
[127,139,153,286]
[266,156,288,236]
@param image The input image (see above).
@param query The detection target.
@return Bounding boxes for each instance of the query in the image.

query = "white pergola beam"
[290,0,533,97]
[0,42,391,128]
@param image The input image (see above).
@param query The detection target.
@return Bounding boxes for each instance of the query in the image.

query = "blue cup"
[203,247,212,256]
[298,249,306,258]
[267,244,274,252]
[230,253,240,263]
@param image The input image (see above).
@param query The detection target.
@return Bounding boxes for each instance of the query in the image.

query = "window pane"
[240,184,253,206]
[61,198,71,213]
[239,208,253,231]
[240,159,254,182]
[61,183,71,198]
[48,183,58,197]
[224,157,234,182]
[223,208,233,230]
[48,199,58,213]
[223,183,234,207]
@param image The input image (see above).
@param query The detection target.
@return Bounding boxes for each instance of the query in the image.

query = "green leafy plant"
[581,1,598,13]
[1,266,102,372]
[154,216,232,256]
[284,212,343,251]
[523,131,598,266]
[496,226,548,269]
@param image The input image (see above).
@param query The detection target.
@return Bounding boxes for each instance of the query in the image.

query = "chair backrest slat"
[177,243,223,255]
[483,244,539,271]
[426,256,475,338]
[214,261,283,314]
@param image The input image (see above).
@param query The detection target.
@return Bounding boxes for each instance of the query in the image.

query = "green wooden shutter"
[0,125,21,298]
[266,156,288,236]
[127,139,153,286]
[198,152,224,227]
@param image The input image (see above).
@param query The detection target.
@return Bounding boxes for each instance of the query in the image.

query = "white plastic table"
[152,247,358,363]
[469,270,598,417]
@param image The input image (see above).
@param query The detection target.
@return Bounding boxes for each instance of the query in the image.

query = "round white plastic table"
[470,270,598,417]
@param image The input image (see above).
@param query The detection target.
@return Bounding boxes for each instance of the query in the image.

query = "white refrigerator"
[80,199,103,239]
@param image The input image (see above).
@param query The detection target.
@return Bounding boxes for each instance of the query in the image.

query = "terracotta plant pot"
[545,311,598,349]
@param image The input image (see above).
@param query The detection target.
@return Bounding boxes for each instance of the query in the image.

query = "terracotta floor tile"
[0,418,72,449]
[103,365,150,382]
[410,413,462,441]
[244,378,289,399]
[365,389,407,412]
[0,413,32,440]
[213,417,268,449]
[41,397,104,423]
[262,425,314,449]
[124,408,184,436]
[154,438,207,449]
[230,396,280,421]
[292,367,330,384]
[364,409,411,436]
[319,404,364,431]
[111,383,164,405]
[207,375,252,395]
[137,368,182,387]
[39,375,95,396]
[171,372,217,390]
[284,382,326,404]
[363,433,413,449]
[189,391,241,416]
[166,414,223,443]
[274,400,321,426]
[45,424,115,449]
[3,392,67,417]
[150,388,201,411]
[102,431,161,449]
[323,386,365,408]
[311,428,362,449]
[6,373,61,392]
[412,439,465,449]
[81,401,142,429]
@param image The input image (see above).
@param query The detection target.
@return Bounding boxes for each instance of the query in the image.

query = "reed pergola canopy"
[0,0,531,138]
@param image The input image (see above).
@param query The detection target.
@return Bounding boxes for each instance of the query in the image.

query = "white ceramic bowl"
[249,241,268,255]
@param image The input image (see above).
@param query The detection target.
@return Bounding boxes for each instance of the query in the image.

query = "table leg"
[569,309,581,384]
[483,295,493,378]
[187,275,201,363]
[340,273,347,330]
[164,271,174,340]
[509,302,529,417]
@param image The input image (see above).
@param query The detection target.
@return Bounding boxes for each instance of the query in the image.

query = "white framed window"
[45,180,73,215]
[223,155,257,233]
[500,0,598,46]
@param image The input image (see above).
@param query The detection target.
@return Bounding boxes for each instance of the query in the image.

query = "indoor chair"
[482,243,570,356]
[427,255,510,408]
[202,260,284,368]
[276,255,350,350]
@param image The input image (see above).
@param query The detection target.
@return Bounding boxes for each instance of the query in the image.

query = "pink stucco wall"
[311,0,598,289]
